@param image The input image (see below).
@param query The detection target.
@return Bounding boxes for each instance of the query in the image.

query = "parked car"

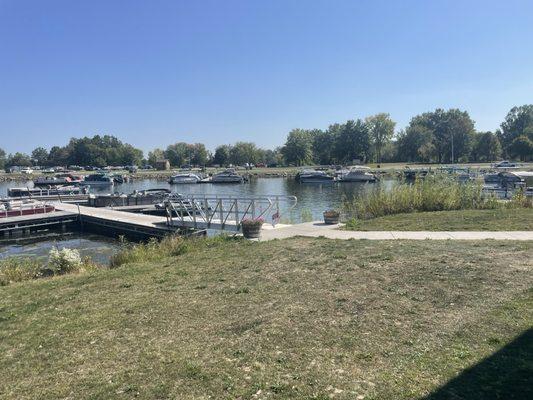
[125,165,138,173]
[494,160,518,168]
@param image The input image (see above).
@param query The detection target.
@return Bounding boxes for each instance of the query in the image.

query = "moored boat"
[169,172,202,184]
[210,169,244,183]
[296,169,335,183]
[0,200,55,218]
[80,173,114,187]
[337,166,377,182]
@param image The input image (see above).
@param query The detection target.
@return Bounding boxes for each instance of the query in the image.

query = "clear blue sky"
[1,0,532,155]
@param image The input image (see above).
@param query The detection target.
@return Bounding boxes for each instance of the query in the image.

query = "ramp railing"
[163,194,297,231]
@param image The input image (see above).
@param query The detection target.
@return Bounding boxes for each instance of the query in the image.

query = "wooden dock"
[0,211,78,237]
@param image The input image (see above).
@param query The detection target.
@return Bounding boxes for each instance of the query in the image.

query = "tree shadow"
[423,328,532,400]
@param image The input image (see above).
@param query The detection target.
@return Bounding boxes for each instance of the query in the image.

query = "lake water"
[0,177,393,263]
[0,177,393,221]
[0,233,121,264]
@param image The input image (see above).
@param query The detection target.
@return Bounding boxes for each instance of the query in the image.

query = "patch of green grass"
[0,238,532,399]
[344,208,533,231]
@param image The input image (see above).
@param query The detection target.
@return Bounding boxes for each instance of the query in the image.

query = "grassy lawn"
[344,208,533,231]
[1,238,532,399]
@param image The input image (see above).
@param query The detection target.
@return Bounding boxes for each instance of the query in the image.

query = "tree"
[189,143,209,166]
[0,147,6,170]
[499,105,533,156]
[396,125,434,162]
[311,129,334,165]
[282,129,313,166]
[229,142,259,165]
[6,152,32,167]
[213,145,231,166]
[409,108,475,163]
[471,132,502,162]
[31,147,49,166]
[147,148,165,165]
[164,142,189,167]
[48,146,69,166]
[509,135,533,161]
[332,120,371,164]
[365,113,395,163]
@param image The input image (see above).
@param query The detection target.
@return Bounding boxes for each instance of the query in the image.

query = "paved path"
[260,221,533,241]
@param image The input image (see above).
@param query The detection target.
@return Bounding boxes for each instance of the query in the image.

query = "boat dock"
[0,194,298,238]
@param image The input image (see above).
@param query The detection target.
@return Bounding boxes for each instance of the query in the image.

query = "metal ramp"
[163,194,297,231]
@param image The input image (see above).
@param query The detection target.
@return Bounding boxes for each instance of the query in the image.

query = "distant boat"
[169,173,202,184]
[337,166,377,182]
[80,173,114,187]
[210,169,244,183]
[0,200,55,218]
[296,169,335,183]
[33,173,82,187]
[7,186,86,198]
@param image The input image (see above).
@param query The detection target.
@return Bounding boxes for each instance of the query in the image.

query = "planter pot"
[323,213,340,225]
[242,224,262,239]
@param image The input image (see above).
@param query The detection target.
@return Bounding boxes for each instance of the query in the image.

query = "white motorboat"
[337,166,377,182]
[296,169,335,183]
[210,169,244,183]
[80,173,114,187]
[169,173,202,184]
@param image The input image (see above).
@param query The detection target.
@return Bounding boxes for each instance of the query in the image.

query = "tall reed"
[343,176,508,220]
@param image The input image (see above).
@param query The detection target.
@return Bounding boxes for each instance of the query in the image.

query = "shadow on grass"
[422,328,532,400]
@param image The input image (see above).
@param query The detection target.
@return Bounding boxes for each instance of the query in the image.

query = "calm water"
[0,177,393,261]
[0,177,393,221]
[0,233,121,264]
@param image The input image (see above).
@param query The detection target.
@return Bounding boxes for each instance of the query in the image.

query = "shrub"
[45,247,83,276]
[0,257,41,286]
[241,218,264,229]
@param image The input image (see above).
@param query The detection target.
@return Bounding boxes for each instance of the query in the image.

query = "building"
[155,159,170,170]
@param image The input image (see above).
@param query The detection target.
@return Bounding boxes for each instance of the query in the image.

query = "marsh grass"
[344,176,531,221]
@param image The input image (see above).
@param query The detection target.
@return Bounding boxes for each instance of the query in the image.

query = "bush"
[0,257,41,286]
[45,247,84,276]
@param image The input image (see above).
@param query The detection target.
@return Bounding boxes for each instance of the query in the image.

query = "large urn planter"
[323,210,340,225]
[241,218,264,239]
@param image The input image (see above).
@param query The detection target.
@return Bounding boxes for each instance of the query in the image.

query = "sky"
[1,0,532,155]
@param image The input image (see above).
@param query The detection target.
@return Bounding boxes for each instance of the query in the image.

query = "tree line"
[1,104,532,171]
[281,105,533,165]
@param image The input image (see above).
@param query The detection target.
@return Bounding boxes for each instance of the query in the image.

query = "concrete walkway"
[259,221,533,241]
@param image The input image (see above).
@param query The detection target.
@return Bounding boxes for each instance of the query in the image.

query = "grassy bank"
[345,208,533,231]
[1,238,532,399]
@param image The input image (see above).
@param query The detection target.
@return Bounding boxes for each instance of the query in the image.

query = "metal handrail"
[163,194,297,230]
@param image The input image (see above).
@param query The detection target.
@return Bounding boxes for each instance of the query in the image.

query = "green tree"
[499,105,533,156]
[229,142,259,165]
[282,129,313,166]
[147,148,165,166]
[31,147,49,166]
[6,152,32,167]
[396,125,434,162]
[332,120,370,164]
[509,135,533,161]
[365,113,396,163]
[164,142,190,167]
[213,145,231,166]
[409,109,475,163]
[311,129,334,165]
[48,146,69,166]
[189,143,209,166]
[471,132,502,162]
[0,148,6,170]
